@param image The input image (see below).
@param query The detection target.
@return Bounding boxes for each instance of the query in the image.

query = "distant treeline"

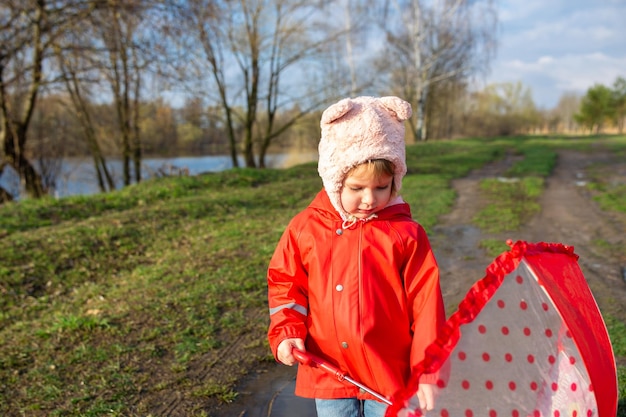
[1,1,623,202]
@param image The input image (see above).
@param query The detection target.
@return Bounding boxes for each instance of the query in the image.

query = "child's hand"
[276,338,305,366]
[416,383,438,411]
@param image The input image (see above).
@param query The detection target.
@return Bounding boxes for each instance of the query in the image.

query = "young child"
[267,96,446,417]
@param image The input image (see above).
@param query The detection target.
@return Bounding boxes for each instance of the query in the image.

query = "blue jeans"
[315,398,388,417]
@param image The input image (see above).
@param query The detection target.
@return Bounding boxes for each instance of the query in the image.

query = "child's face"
[340,165,394,219]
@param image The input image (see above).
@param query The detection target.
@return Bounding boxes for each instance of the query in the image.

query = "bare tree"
[88,0,147,186]
[551,92,581,133]
[338,0,380,97]
[0,0,97,200]
[256,1,356,167]
[142,98,179,155]
[54,40,116,192]
[377,0,497,140]
[29,95,82,194]
[1,1,54,199]
[462,81,540,137]
[180,1,238,167]
[181,0,351,169]
[50,0,180,192]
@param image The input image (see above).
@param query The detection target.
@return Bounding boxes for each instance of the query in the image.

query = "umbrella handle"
[292,349,347,381]
[292,348,393,406]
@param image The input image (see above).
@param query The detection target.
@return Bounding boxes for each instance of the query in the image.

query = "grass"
[473,138,556,243]
[607,314,626,417]
[585,136,626,215]
[0,135,625,416]
[0,167,322,416]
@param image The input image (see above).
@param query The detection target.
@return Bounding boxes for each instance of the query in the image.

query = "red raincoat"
[267,190,445,401]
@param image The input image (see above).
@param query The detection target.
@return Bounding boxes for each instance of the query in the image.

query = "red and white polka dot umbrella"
[387,241,617,417]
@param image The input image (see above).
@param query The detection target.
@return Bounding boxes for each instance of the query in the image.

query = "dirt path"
[522,150,626,319]
[210,147,626,417]
[432,148,626,318]
[429,151,524,310]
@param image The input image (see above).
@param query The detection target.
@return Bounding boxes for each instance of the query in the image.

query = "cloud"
[489,53,626,108]
[488,0,626,108]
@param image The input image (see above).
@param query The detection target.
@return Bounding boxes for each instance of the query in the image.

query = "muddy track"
[432,148,626,318]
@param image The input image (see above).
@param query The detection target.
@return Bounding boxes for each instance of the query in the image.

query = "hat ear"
[321,98,355,125]
[379,96,412,121]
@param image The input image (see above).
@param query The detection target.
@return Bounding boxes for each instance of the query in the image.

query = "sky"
[485,0,626,109]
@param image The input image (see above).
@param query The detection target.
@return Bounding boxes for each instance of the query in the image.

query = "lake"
[0,152,317,199]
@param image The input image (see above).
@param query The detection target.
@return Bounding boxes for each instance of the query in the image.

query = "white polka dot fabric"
[401,261,596,417]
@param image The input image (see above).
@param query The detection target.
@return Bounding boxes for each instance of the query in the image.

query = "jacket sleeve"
[403,224,446,384]
[267,219,310,358]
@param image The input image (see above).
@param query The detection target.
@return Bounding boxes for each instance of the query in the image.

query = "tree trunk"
[132,47,142,184]
[61,59,116,192]
[0,2,46,199]
[243,129,256,168]
[224,106,239,168]
[416,96,426,140]
[3,129,46,198]
[1,116,46,199]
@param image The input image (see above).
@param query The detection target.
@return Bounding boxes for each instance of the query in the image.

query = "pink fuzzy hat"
[318,96,412,219]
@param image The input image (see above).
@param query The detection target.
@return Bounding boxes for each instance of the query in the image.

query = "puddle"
[214,362,316,416]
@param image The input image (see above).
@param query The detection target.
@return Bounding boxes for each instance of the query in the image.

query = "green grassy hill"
[1,136,624,416]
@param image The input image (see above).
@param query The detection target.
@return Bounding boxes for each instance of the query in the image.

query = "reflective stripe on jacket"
[267,189,445,400]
